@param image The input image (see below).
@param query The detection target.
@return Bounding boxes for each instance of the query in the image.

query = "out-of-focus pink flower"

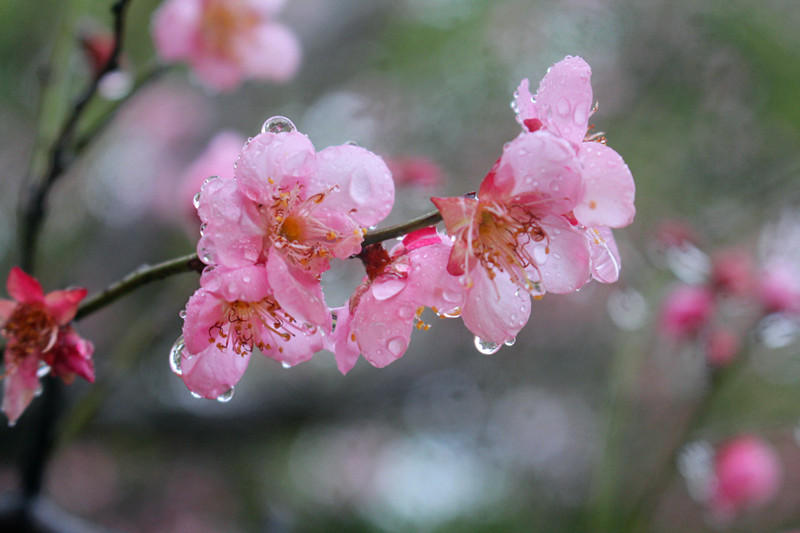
[512,55,636,231]
[79,21,132,100]
[659,284,715,339]
[151,0,301,92]
[197,126,394,326]
[758,261,800,314]
[179,130,245,222]
[180,265,323,398]
[387,157,445,189]
[329,227,464,374]
[710,435,781,522]
[711,248,754,297]
[705,327,740,368]
[0,268,93,425]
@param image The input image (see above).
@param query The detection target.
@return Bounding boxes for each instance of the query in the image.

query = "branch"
[20,0,133,271]
[361,209,443,247]
[75,253,204,321]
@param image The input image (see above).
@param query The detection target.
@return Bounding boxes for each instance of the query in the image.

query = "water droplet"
[442,306,462,318]
[556,97,570,117]
[504,337,516,346]
[345,140,359,146]
[216,387,234,403]
[190,391,203,399]
[533,245,549,264]
[474,336,501,355]
[193,191,202,209]
[203,175,219,185]
[262,116,296,134]
[442,288,462,303]
[36,361,51,379]
[169,336,185,376]
[199,223,207,236]
[179,309,187,319]
[397,306,415,319]
[387,337,407,357]
[282,361,292,369]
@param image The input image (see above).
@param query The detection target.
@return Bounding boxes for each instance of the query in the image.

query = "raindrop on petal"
[169,336,185,376]
[192,191,202,209]
[387,336,407,357]
[190,391,203,399]
[474,336,501,355]
[504,337,516,347]
[36,361,51,379]
[262,115,296,134]
[282,361,292,369]
[216,387,234,403]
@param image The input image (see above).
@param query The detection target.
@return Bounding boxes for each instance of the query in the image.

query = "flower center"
[1,303,58,359]
[473,201,547,289]
[202,0,259,60]
[209,297,295,356]
[266,185,343,272]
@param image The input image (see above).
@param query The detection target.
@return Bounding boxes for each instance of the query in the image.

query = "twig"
[361,209,443,247]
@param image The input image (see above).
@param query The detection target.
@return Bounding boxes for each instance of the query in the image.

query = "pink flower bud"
[659,284,715,339]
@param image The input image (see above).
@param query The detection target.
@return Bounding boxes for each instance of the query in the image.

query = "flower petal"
[266,248,331,329]
[574,142,636,228]
[260,320,323,367]
[588,226,621,283]
[523,215,591,294]
[44,288,88,325]
[7,267,44,303]
[180,342,250,399]
[151,0,203,61]
[329,305,361,375]
[2,353,40,425]
[237,22,301,83]
[353,289,415,368]
[461,267,531,345]
[533,55,593,145]
[235,131,316,203]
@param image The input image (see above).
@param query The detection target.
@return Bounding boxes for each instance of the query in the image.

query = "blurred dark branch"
[19,0,132,272]
[76,253,204,321]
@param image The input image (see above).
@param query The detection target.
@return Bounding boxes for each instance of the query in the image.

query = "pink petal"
[523,215,591,294]
[329,305,361,375]
[574,142,636,228]
[7,267,44,303]
[461,267,531,345]
[189,55,244,92]
[0,300,16,323]
[533,55,593,145]
[487,131,582,216]
[512,78,537,129]
[2,353,40,425]
[181,342,250,399]
[588,226,621,283]
[352,289,415,368]
[237,23,301,83]
[260,320,323,367]
[431,196,478,238]
[405,236,465,314]
[151,0,202,61]
[200,264,271,303]
[311,145,395,228]
[235,131,316,203]
[44,288,88,325]
[180,130,246,218]
[48,327,95,383]
[266,248,331,329]
[182,288,227,355]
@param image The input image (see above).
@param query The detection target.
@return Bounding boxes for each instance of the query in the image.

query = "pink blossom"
[710,248,754,297]
[513,55,635,230]
[659,284,715,339]
[180,265,323,398]
[329,228,464,374]
[709,435,781,521]
[0,268,93,425]
[758,261,800,314]
[151,0,301,92]
[179,130,245,223]
[432,130,589,344]
[387,156,445,189]
[196,127,394,326]
[705,327,740,368]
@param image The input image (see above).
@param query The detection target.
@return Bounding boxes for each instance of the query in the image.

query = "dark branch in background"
[76,254,204,321]
[20,0,132,271]
[361,209,443,247]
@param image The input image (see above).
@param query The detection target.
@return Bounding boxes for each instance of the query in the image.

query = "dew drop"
[179,309,187,319]
[556,97,570,117]
[504,337,516,347]
[442,306,462,318]
[282,361,292,369]
[36,361,51,379]
[192,191,202,209]
[345,140,359,147]
[199,223,207,237]
[533,245,549,264]
[169,336,185,376]
[397,306,415,319]
[262,115,296,134]
[190,391,203,399]
[474,336,501,355]
[387,337,407,357]
[216,387,235,403]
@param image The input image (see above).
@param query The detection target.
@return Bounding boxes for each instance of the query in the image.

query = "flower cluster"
[174,56,636,399]
[0,268,94,425]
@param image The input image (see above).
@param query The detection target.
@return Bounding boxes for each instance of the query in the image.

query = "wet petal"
[461,267,531,345]
[237,22,301,83]
[574,142,636,228]
[533,55,593,145]
[353,289,415,368]
[2,354,40,425]
[181,342,250,399]
[235,131,316,203]
[44,288,88,325]
[329,305,361,375]
[523,215,591,294]
[266,248,331,329]
[7,267,44,303]
[588,226,621,283]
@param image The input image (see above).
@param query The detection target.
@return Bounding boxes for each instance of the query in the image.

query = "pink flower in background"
[152,0,302,92]
[179,130,245,222]
[758,261,800,314]
[387,156,445,189]
[0,268,93,425]
[710,248,754,297]
[197,126,394,326]
[709,435,782,522]
[659,284,715,339]
[330,228,464,374]
[179,265,323,399]
[705,327,740,368]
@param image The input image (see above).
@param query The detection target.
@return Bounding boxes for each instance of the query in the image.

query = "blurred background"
[2,0,800,531]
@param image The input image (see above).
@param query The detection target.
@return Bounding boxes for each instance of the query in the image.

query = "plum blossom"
[659,284,715,339]
[196,124,394,327]
[329,228,464,374]
[179,265,324,398]
[708,435,782,523]
[152,0,301,92]
[0,268,94,425]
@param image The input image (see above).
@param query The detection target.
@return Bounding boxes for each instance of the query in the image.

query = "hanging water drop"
[282,361,292,369]
[169,336,185,376]
[190,391,203,399]
[216,387,235,403]
[199,223,207,237]
[192,191,202,209]
[474,336,501,355]
[504,337,516,347]
[262,115,296,134]
[36,361,51,379]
